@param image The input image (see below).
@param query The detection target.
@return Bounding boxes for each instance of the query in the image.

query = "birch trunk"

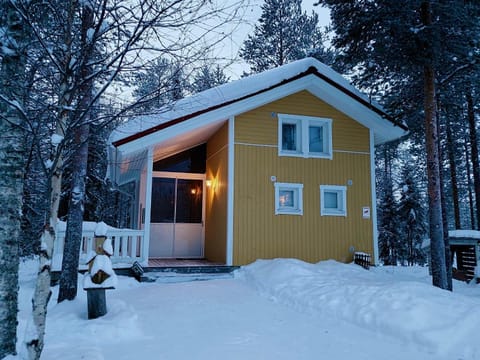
[0,1,26,356]
[25,1,76,356]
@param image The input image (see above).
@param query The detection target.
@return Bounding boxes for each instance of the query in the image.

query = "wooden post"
[86,288,107,319]
[84,226,116,319]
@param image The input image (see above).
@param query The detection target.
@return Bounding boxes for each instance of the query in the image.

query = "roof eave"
[113,67,408,152]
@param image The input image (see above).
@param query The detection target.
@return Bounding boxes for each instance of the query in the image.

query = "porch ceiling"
[151,119,226,162]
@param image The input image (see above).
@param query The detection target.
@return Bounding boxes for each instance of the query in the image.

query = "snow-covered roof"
[449,230,480,239]
[110,57,407,154]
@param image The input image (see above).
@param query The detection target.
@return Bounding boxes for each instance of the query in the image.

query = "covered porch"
[104,115,234,268]
[52,222,232,272]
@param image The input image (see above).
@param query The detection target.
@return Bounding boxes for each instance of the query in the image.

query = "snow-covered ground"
[12,258,480,360]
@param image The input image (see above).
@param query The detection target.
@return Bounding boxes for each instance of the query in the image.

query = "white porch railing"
[52,222,145,271]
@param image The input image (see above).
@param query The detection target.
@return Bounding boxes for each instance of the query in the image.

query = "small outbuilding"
[449,230,480,282]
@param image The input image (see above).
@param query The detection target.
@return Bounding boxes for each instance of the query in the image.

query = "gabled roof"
[110,57,407,153]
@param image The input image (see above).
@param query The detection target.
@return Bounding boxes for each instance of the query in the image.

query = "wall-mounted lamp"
[206,178,217,192]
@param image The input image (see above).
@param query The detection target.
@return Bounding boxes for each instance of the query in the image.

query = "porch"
[52,221,147,272]
[51,222,231,274]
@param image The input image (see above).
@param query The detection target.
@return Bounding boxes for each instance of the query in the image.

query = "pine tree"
[317,0,480,290]
[132,58,190,113]
[240,0,331,73]
[377,145,401,265]
[398,163,427,266]
[190,64,229,93]
[378,187,400,265]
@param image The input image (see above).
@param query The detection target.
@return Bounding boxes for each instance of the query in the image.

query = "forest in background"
[0,0,479,358]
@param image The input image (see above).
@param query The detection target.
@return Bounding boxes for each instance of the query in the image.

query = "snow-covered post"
[83,222,117,319]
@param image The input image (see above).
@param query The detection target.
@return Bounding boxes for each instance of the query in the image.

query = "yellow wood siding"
[235,90,369,153]
[205,122,229,263]
[233,91,373,265]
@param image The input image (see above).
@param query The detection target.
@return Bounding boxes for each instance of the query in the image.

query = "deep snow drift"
[10,258,480,360]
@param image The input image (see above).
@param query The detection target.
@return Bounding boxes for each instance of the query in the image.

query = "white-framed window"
[320,185,347,216]
[278,114,332,159]
[274,182,303,215]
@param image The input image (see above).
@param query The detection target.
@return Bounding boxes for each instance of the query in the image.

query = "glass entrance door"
[149,173,204,258]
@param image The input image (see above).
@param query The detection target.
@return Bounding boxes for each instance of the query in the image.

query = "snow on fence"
[52,221,145,271]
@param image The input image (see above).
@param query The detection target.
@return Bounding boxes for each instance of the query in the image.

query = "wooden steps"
[116,261,239,282]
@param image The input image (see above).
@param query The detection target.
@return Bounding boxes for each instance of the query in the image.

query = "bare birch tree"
[6,0,248,357]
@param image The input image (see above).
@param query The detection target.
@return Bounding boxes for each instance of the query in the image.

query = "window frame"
[278,114,332,159]
[274,182,304,215]
[320,185,347,216]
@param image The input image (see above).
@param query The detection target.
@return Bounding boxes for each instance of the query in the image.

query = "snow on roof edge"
[109,58,403,146]
[449,229,480,239]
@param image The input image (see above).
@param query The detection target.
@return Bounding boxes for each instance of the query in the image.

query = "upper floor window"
[278,114,332,159]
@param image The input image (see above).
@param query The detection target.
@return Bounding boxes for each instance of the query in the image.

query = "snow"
[94,221,109,236]
[12,258,480,360]
[56,220,117,232]
[102,237,113,256]
[44,159,54,169]
[1,45,16,56]
[84,250,96,265]
[449,229,480,239]
[109,57,386,145]
[83,253,118,289]
[90,254,115,277]
[86,28,95,41]
[83,271,118,289]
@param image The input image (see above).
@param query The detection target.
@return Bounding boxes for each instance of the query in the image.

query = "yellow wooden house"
[107,58,407,268]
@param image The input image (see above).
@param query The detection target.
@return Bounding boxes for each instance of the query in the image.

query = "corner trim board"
[226,116,235,266]
[370,130,379,265]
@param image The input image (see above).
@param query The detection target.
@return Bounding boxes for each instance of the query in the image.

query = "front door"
[149,172,205,258]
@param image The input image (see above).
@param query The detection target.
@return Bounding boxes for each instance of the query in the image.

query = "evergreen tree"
[398,163,427,266]
[190,64,229,93]
[132,58,189,113]
[240,0,332,73]
[317,0,480,290]
[378,186,400,265]
[377,145,401,265]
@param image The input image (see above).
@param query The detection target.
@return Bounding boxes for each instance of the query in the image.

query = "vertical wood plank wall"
[205,122,229,263]
[233,91,373,265]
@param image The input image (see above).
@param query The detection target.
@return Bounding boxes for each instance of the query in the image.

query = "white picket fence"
[52,222,145,271]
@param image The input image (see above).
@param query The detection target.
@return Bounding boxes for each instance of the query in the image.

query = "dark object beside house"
[130,261,145,281]
[449,230,480,283]
[354,252,371,270]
